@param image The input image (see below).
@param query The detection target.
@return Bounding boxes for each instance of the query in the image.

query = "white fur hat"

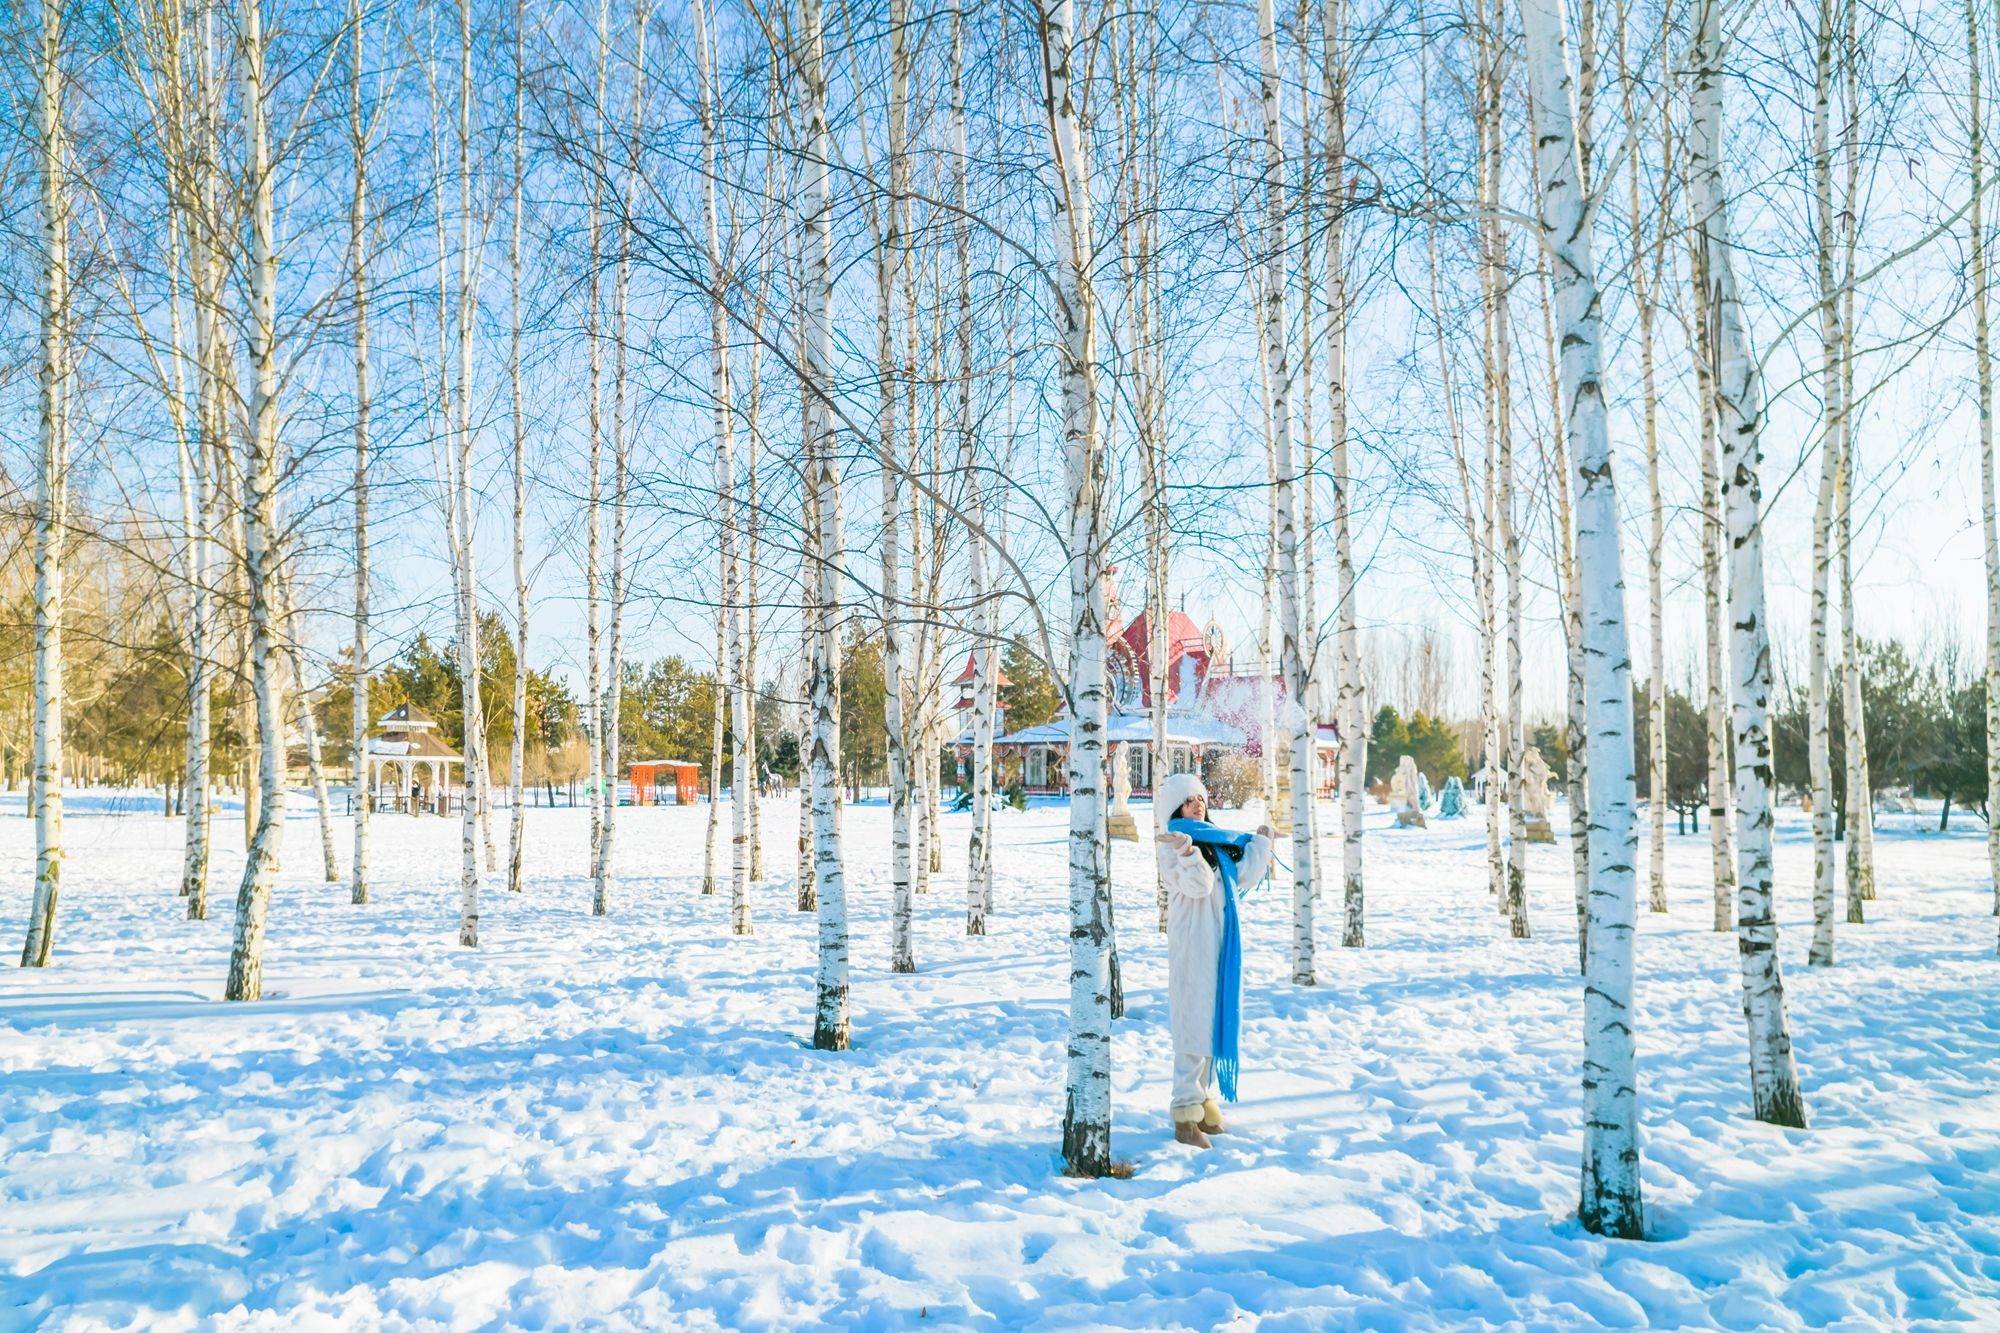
[1156,771,1208,821]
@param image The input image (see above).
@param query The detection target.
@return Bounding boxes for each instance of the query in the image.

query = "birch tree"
[507,0,530,895]
[349,0,373,906]
[1805,0,1844,966]
[1257,0,1316,984]
[1476,0,1526,940]
[1473,3,1510,914]
[451,0,483,948]
[694,0,750,937]
[800,0,849,1050]
[871,0,916,971]
[584,0,608,902]
[1689,0,1808,1127]
[224,0,288,1002]
[597,2,645,920]
[953,5,996,937]
[20,0,68,969]
[1836,9,1874,913]
[1322,0,1364,951]
[1518,0,1642,1239]
[1971,0,2000,924]
[1039,0,1113,1176]
[1691,237,1735,933]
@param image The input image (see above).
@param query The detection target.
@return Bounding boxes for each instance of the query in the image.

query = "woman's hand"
[1256,824,1273,840]
[1158,831,1195,857]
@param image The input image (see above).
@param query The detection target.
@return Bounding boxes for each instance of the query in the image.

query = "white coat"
[1158,826,1274,1058]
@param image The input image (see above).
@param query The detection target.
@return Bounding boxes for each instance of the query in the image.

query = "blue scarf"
[1169,817,1252,1102]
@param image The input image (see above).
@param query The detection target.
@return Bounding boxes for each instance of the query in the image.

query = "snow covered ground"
[3,790,1999,1329]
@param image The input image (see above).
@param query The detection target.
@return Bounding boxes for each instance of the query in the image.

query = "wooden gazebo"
[364,703,464,815]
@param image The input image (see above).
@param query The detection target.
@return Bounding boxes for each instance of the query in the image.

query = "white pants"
[1171,1053,1215,1123]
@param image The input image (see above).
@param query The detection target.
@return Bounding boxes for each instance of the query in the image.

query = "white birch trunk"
[1805,0,1842,965]
[348,0,373,906]
[953,8,994,937]
[695,0,749,937]
[1971,0,2000,923]
[801,0,848,1050]
[1836,448,1870,921]
[1689,234,1736,932]
[1690,0,1808,1127]
[705,610,723,896]
[1836,12,1874,912]
[877,0,914,970]
[1317,0,1363,949]
[301,667,337,883]
[584,0,607,899]
[1521,0,1643,1237]
[224,0,287,1001]
[596,4,645,918]
[507,0,528,895]
[1476,14,1507,910]
[1488,20,1528,932]
[1256,0,1316,983]
[21,0,66,968]
[453,0,482,947]
[1040,0,1113,1176]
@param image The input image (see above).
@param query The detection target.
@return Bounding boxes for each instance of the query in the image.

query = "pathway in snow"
[3,795,1998,1327]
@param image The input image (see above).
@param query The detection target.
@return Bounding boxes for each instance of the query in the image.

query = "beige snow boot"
[1174,1121,1213,1150]
[1199,1100,1228,1135]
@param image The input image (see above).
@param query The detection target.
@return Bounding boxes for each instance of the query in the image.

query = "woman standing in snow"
[1155,771,1274,1148]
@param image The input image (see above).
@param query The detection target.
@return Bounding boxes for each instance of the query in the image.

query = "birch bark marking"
[1258,0,1316,984]
[1689,0,1808,1127]
[225,0,288,1001]
[21,0,67,968]
[1518,0,1643,1239]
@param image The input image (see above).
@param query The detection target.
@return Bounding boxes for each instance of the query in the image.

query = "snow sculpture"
[1438,775,1466,819]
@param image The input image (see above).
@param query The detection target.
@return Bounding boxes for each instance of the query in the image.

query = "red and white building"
[953,575,1341,797]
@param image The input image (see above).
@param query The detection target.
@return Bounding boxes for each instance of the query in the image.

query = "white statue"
[1393,754,1426,828]
[1520,747,1553,819]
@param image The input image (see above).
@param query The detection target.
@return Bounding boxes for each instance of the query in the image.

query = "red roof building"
[1112,608,1215,709]
[950,649,1011,692]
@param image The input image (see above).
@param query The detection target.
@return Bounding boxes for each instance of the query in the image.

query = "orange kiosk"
[629,760,701,806]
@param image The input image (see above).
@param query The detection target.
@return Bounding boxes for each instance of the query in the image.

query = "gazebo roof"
[377,702,442,731]
[369,729,462,761]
